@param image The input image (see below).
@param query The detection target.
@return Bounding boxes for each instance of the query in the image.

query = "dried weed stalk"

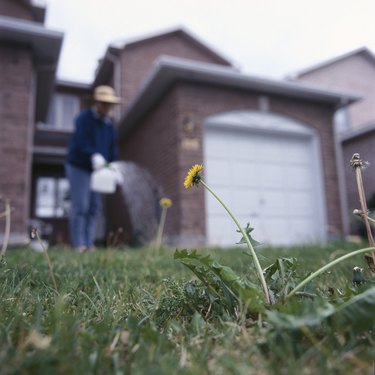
[350,153,375,272]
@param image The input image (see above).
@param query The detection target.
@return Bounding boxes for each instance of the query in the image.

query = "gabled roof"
[117,56,361,139]
[25,0,46,23]
[113,25,235,66]
[93,45,120,87]
[93,26,237,86]
[0,0,46,23]
[340,122,375,143]
[290,47,375,79]
[56,79,91,90]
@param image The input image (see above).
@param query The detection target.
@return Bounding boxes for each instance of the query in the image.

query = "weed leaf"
[174,249,265,314]
[236,223,261,247]
[267,286,375,332]
[332,286,375,331]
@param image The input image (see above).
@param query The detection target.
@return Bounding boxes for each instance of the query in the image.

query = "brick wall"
[0,44,34,243]
[119,88,181,239]
[118,32,232,107]
[342,131,375,232]
[0,0,37,21]
[121,81,341,246]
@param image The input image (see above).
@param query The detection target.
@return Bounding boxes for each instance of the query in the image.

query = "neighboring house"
[0,0,360,248]
[290,47,375,133]
[291,47,375,234]
[0,0,63,244]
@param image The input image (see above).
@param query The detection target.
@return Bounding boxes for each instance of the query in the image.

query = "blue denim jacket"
[66,108,118,171]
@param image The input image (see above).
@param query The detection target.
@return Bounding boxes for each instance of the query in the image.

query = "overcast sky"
[37,0,375,84]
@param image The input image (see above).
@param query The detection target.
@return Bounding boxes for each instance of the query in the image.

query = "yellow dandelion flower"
[160,197,172,208]
[184,164,203,189]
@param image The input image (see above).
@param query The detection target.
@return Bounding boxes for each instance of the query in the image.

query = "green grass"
[0,242,374,374]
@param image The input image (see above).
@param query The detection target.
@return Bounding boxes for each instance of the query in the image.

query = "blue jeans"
[65,163,101,248]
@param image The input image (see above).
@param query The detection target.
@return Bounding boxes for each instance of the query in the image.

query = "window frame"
[41,93,80,131]
[34,176,70,219]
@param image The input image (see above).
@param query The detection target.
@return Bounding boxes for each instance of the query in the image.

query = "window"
[334,108,350,133]
[35,177,70,218]
[44,93,80,130]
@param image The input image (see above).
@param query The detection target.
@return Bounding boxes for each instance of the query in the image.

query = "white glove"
[109,162,124,185]
[91,153,106,170]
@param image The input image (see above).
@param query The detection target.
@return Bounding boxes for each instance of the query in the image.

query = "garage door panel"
[206,215,239,246]
[204,115,325,247]
[261,143,284,162]
[204,131,230,157]
[233,191,287,217]
[289,218,317,242]
[285,166,312,189]
[232,161,258,187]
[259,191,288,214]
[254,217,290,245]
[283,139,311,163]
[288,191,314,213]
[205,159,232,186]
[259,164,285,188]
[206,187,234,215]
[228,132,259,161]
[232,188,260,215]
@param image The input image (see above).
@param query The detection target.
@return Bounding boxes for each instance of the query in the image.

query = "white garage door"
[203,111,326,247]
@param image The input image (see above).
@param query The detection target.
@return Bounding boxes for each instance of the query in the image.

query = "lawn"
[1,242,374,374]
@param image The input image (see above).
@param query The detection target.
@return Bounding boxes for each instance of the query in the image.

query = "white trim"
[0,15,63,61]
[289,47,375,79]
[205,110,316,137]
[340,122,375,142]
[311,134,328,241]
[105,51,122,121]
[56,79,91,89]
[33,146,66,156]
[36,123,73,134]
[118,56,361,138]
[0,232,29,246]
[333,120,350,237]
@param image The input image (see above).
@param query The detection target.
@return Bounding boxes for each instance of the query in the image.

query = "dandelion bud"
[159,198,172,208]
[350,153,368,169]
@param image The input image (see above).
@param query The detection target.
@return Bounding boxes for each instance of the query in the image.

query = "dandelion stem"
[34,230,57,291]
[154,207,168,251]
[351,153,375,269]
[286,246,375,299]
[355,167,375,247]
[200,179,271,304]
[0,199,11,256]
[367,215,375,226]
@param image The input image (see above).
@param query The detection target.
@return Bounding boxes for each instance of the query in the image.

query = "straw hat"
[93,85,122,104]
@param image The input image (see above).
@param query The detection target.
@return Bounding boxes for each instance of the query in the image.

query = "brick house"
[291,47,375,234]
[291,47,375,132]
[1,0,62,244]
[94,29,358,247]
[0,0,360,247]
